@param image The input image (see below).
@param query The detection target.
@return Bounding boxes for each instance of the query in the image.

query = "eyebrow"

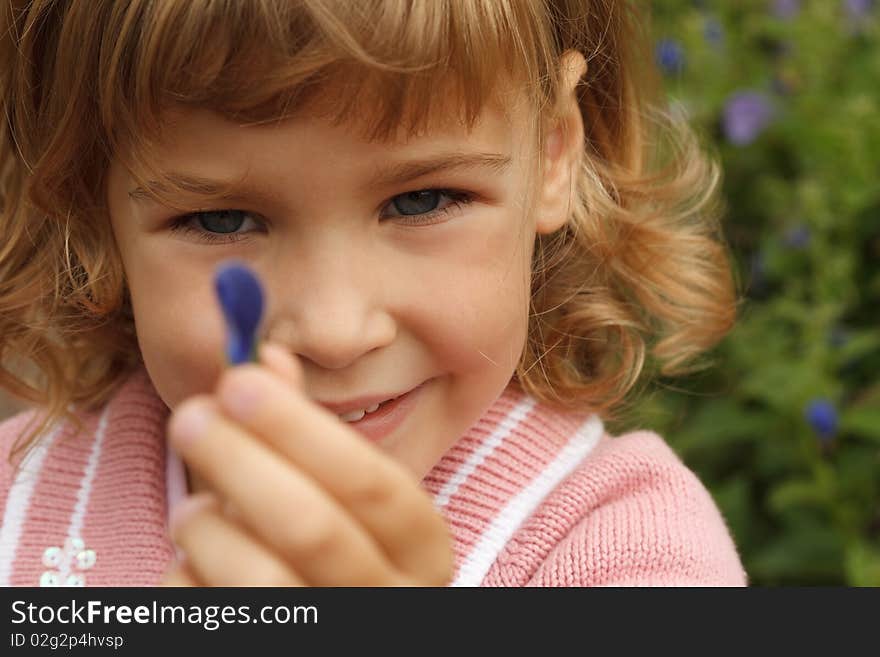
[365,151,512,188]
[127,151,513,205]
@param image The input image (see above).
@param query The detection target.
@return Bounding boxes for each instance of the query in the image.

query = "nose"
[264,253,397,371]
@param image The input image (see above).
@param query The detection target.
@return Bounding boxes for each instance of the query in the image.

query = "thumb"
[257,341,304,391]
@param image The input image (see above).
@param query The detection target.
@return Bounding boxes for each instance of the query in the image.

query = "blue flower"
[722,91,774,146]
[844,0,874,19]
[655,39,685,76]
[748,251,769,297]
[782,225,811,249]
[772,0,801,20]
[215,261,265,365]
[703,17,724,47]
[805,399,838,443]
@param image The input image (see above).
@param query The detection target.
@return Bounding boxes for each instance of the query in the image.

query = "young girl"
[0,0,746,587]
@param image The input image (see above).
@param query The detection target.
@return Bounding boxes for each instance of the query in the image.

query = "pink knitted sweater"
[0,366,747,586]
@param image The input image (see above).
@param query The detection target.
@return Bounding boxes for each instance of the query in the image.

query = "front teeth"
[339,400,391,422]
[340,409,366,422]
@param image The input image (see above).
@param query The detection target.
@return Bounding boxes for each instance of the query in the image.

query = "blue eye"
[384,189,473,226]
[392,190,441,215]
[169,210,262,244]
[193,210,246,233]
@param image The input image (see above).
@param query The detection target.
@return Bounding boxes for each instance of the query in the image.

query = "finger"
[258,341,304,391]
[167,399,403,586]
[215,364,452,584]
[160,561,200,587]
[170,492,305,587]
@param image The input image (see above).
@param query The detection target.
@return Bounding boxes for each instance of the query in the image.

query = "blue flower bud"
[215,261,265,365]
[844,0,873,19]
[782,225,811,249]
[805,399,838,443]
[655,39,685,76]
[772,0,801,20]
[748,251,769,297]
[722,91,774,146]
[703,17,724,47]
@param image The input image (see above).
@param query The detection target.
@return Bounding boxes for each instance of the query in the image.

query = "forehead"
[119,84,536,196]
[111,88,537,214]
[163,103,518,157]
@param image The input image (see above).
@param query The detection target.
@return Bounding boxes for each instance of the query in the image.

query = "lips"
[316,389,410,417]
[337,396,401,422]
[334,380,428,443]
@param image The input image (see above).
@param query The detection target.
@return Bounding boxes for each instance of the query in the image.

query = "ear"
[535,50,587,235]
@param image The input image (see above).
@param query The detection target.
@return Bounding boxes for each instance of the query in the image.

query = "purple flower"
[655,39,685,76]
[722,91,775,146]
[215,261,265,365]
[782,225,811,249]
[805,399,838,443]
[844,0,874,19]
[772,0,801,19]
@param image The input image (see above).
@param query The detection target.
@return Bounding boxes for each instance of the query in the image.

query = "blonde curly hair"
[0,0,736,460]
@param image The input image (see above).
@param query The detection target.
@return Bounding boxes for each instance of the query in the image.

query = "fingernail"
[169,401,214,447]
[259,342,302,388]
[218,369,264,422]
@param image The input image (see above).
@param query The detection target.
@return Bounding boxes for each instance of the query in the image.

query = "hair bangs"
[101,0,555,195]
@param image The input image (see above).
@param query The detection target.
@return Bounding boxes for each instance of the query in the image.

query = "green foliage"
[620,1,880,585]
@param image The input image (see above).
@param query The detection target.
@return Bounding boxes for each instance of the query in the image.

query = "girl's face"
[106,96,567,478]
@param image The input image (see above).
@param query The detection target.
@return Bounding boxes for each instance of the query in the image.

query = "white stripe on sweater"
[0,421,63,586]
[433,396,537,509]
[59,404,111,579]
[451,414,604,587]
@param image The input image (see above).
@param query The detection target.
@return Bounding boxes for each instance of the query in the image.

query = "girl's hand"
[160,343,453,587]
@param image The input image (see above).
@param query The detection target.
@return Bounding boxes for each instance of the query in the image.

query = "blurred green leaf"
[672,400,773,455]
[748,519,846,585]
[840,407,880,442]
[835,331,880,364]
[712,476,756,548]
[844,541,880,587]
[768,478,829,513]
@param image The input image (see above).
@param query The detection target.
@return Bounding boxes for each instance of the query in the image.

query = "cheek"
[126,260,226,408]
[412,218,532,374]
